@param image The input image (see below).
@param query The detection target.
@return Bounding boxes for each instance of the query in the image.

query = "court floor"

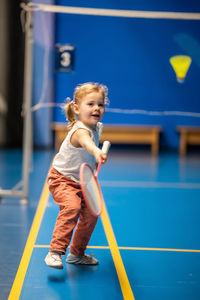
[1,147,200,300]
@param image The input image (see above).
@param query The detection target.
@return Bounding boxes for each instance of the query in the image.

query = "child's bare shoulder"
[70,128,90,147]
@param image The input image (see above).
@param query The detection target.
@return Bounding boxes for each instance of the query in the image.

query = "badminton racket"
[79,141,111,216]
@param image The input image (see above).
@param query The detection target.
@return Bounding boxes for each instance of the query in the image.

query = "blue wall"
[33,1,200,148]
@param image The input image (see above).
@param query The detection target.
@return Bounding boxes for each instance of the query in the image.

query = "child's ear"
[73,103,79,115]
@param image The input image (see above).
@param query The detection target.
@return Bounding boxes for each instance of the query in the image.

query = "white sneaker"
[66,253,99,265]
[44,251,63,269]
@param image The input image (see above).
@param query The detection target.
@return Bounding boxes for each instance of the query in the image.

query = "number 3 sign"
[55,44,75,72]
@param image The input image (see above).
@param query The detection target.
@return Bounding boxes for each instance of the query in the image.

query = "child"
[45,82,108,269]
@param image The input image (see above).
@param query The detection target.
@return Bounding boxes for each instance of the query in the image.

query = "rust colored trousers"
[47,168,98,256]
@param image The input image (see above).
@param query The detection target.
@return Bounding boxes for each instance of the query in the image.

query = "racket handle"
[102,141,111,154]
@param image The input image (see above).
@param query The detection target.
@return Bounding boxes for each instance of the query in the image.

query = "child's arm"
[71,128,107,163]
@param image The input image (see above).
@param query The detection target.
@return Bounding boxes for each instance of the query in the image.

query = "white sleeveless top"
[52,121,103,183]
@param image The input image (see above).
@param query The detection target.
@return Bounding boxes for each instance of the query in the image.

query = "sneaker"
[66,253,99,265]
[44,251,63,269]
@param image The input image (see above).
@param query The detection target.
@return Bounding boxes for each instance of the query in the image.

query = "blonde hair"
[65,82,108,131]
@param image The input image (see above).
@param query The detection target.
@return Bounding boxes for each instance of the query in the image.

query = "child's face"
[74,91,105,129]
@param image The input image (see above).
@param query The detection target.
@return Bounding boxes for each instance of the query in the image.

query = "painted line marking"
[8,180,49,300]
[120,247,200,253]
[34,245,200,253]
[34,245,110,249]
[100,201,135,300]
[100,180,200,189]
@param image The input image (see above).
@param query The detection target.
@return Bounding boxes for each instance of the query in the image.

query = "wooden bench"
[177,126,200,155]
[52,123,162,155]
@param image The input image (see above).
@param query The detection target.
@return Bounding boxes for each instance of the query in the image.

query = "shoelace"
[51,254,61,262]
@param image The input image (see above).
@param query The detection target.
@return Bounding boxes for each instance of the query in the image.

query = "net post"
[21,9,34,204]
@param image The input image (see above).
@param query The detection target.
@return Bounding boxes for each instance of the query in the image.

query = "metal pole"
[21,10,33,204]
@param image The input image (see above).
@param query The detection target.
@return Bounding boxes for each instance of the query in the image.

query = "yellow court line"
[34,244,200,253]
[34,245,110,249]
[100,201,135,300]
[8,180,49,300]
[119,247,200,253]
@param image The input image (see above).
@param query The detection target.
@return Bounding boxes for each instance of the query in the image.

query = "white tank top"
[52,121,103,183]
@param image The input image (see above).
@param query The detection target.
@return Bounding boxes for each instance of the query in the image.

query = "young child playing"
[45,82,108,269]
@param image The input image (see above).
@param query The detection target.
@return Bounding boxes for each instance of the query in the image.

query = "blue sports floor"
[1,147,200,300]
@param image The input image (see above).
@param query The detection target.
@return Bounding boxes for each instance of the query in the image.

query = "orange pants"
[47,168,98,256]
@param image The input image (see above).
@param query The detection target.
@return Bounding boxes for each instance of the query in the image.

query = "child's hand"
[95,149,107,164]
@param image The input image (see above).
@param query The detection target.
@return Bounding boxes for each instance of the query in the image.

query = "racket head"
[80,163,103,216]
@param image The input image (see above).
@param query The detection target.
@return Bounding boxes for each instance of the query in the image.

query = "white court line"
[100,181,200,189]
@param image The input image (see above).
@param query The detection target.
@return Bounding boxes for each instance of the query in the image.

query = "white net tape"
[21,2,200,20]
[31,102,200,118]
